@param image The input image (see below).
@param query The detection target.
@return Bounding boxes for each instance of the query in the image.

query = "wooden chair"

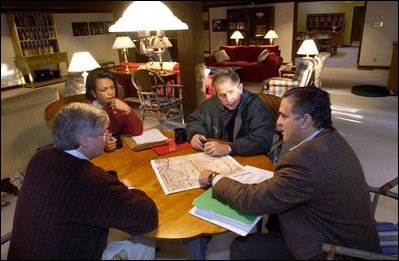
[322,177,398,260]
[130,69,184,128]
[44,94,87,122]
[258,93,283,164]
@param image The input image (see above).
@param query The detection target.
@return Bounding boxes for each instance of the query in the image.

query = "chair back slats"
[130,69,184,126]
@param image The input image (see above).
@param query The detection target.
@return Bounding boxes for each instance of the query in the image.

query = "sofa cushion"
[213,49,230,62]
[257,49,269,62]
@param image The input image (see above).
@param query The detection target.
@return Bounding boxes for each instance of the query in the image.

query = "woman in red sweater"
[85,68,143,151]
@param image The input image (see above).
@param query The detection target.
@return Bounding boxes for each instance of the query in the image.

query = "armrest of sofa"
[260,52,283,67]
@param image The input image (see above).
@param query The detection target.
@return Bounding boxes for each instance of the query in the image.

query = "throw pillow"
[213,49,230,62]
[257,49,269,62]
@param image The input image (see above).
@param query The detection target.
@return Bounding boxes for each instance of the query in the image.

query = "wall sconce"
[109,1,188,66]
[264,30,279,45]
[68,51,100,84]
[112,36,136,72]
[297,39,319,58]
[230,30,244,46]
[373,15,384,28]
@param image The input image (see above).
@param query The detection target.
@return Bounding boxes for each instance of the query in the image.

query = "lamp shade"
[264,30,279,39]
[68,51,100,73]
[109,1,188,32]
[230,30,244,40]
[297,39,319,56]
[112,36,136,49]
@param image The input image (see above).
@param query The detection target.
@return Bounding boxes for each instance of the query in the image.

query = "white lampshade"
[264,29,278,45]
[109,1,188,32]
[68,51,100,84]
[297,39,319,57]
[264,30,278,39]
[230,30,244,40]
[68,51,100,73]
[112,36,136,49]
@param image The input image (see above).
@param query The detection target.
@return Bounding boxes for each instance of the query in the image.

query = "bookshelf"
[6,13,69,88]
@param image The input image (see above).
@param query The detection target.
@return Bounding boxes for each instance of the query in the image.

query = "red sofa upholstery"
[205,45,283,82]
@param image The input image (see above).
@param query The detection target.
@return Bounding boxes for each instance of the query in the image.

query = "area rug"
[351,85,391,97]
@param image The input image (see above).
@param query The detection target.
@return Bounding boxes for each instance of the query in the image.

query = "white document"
[189,165,274,236]
[131,129,168,145]
[189,207,262,236]
[229,165,274,184]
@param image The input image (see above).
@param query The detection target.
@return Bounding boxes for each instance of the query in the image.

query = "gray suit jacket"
[213,128,380,259]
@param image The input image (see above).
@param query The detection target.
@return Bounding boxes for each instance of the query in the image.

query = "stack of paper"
[190,188,262,236]
[189,165,274,236]
[123,129,169,151]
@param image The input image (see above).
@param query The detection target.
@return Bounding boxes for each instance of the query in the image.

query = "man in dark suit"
[199,87,380,259]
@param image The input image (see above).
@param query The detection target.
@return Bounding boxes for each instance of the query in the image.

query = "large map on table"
[151,152,246,195]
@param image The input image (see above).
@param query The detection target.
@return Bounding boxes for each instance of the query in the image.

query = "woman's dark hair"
[282,87,332,129]
[85,68,117,101]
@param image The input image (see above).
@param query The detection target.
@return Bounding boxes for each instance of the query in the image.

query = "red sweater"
[90,99,143,136]
[8,147,158,259]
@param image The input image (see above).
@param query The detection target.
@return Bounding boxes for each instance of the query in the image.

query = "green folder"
[192,188,258,224]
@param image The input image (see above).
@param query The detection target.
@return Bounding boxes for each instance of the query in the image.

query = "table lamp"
[264,30,279,45]
[230,30,244,46]
[151,30,173,74]
[68,51,100,85]
[112,36,136,72]
[297,39,319,58]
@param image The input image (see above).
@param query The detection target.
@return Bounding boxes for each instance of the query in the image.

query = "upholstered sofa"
[204,45,283,82]
[1,87,59,179]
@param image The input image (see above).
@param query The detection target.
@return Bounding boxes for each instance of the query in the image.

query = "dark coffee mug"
[174,127,186,145]
[112,134,123,149]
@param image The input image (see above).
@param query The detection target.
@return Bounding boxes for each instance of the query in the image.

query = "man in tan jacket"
[199,87,379,260]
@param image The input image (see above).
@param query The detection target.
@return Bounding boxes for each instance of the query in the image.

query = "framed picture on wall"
[212,19,222,32]
[212,19,227,32]
[72,22,89,36]
[89,21,105,35]
[103,21,114,34]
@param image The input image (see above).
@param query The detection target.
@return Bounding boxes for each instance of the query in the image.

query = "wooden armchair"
[258,93,283,164]
[322,177,398,260]
[130,69,184,128]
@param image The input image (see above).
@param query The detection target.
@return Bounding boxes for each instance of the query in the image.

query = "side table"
[280,66,296,77]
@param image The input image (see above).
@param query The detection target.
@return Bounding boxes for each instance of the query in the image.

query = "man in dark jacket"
[186,69,274,156]
[199,87,380,260]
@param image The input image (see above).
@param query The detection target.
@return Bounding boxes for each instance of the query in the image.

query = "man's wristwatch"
[208,172,220,184]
